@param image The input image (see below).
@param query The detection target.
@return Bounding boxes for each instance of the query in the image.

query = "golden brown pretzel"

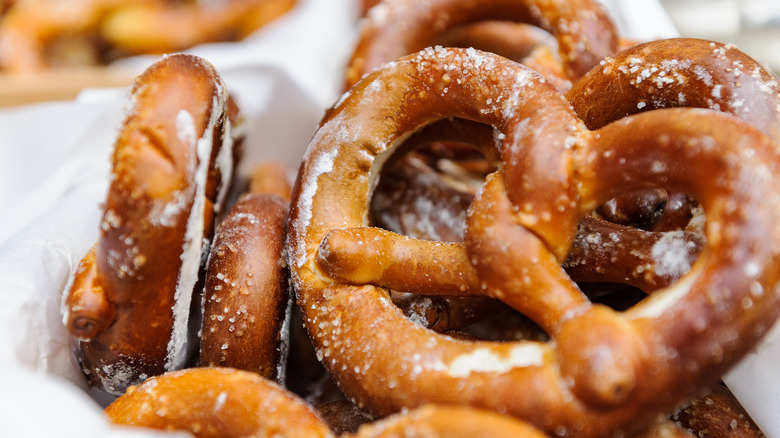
[566,38,780,142]
[348,405,549,438]
[62,53,235,395]
[101,0,296,55]
[105,367,334,438]
[0,0,295,71]
[345,0,618,89]
[288,47,780,437]
[199,192,290,381]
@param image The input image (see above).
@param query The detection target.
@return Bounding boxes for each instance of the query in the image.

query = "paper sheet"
[0,0,776,436]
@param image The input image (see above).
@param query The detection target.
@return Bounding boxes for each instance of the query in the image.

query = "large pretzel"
[288,47,780,437]
[345,0,619,90]
[62,54,235,395]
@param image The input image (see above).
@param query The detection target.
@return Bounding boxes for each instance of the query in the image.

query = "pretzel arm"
[317,226,480,296]
[564,215,705,293]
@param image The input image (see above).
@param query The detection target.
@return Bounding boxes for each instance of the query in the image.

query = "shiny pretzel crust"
[63,53,232,395]
[288,47,780,437]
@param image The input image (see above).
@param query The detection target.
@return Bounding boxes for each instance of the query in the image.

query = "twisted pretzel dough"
[345,0,618,90]
[288,47,780,437]
[369,116,702,293]
[63,54,235,395]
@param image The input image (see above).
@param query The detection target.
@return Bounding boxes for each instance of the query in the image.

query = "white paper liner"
[0,0,777,436]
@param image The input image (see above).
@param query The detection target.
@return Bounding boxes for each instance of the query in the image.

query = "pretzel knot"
[288,47,780,437]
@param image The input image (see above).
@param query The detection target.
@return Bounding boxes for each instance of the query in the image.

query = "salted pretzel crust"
[289,47,780,437]
[63,54,233,395]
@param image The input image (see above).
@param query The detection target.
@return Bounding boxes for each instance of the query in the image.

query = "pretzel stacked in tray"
[58,0,780,437]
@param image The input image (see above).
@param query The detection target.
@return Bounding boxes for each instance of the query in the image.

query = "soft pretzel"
[199,192,290,382]
[101,0,296,55]
[62,53,235,395]
[563,37,780,284]
[345,0,618,90]
[348,405,549,438]
[105,367,334,438]
[0,0,295,71]
[288,47,780,437]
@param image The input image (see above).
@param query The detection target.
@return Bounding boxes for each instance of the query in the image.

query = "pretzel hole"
[362,119,503,333]
[362,117,706,337]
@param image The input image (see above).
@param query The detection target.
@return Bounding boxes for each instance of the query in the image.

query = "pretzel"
[105,367,334,438]
[101,0,296,55]
[288,47,780,437]
[0,0,295,71]
[62,53,235,395]
[199,192,290,382]
[348,405,549,438]
[345,0,619,90]
[248,161,294,201]
[596,190,699,232]
[567,37,780,143]
[672,384,765,437]
[563,37,780,285]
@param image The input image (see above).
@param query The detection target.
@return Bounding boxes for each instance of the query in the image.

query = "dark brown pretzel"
[199,192,290,381]
[288,47,780,437]
[62,54,235,395]
[345,0,619,89]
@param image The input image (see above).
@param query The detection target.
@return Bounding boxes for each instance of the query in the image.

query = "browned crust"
[199,192,290,381]
[346,0,618,89]
[288,47,780,437]
[63,53,231,395]
[105,367,333,438]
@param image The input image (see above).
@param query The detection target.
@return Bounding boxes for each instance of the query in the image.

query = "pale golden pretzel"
[563,37,780,285]
[288,47,780,437]
[345,0,619,90]
[101,0,296,55]
[62,54,236,395]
